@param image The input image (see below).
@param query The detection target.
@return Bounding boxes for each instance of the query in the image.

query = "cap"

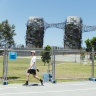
[30,50,35,53]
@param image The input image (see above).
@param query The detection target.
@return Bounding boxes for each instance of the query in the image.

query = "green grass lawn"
[0,56,96,83]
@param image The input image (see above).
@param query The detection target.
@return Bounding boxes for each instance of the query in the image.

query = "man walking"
[24,51,43,86]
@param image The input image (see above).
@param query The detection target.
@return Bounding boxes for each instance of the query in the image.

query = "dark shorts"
[27,69,36,75]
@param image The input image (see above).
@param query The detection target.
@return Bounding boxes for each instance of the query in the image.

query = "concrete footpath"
[0,81,96,96]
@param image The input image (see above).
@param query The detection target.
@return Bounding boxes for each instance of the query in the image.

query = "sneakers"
[40,79,43,86]
[23,81,28,86]
[23,80,43,86]
[23,83,28,86]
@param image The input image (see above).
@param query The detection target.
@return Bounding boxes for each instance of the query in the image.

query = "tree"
[85,37,96,60]
[91,37,96,51]
[0,20,16,47]
[85,37,96,52]
[40,45,51,66]
[85,38,92,52]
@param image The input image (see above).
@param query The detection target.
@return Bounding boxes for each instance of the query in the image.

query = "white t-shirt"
[30,56,36,70]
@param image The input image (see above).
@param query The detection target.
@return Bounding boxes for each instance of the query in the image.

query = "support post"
[3,44,8,85]
[51,47,56,83]
[89,47,96,81]
[5,43,8,81]
[92,47,94,78]
[52,47,54,79]
[75,53,76,63]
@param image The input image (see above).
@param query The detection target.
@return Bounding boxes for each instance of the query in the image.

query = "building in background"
[26,17,44,48]
[64,16,82,49]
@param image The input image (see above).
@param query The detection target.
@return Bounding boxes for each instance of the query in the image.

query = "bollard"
[51,79,56,83]
[3,81,8,85]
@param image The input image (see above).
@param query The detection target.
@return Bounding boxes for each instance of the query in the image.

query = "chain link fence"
[54,50,91,80]
[0,48,96,82]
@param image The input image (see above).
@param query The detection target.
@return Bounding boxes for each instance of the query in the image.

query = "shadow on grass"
[7,77,20,80]
[0,77,20,80]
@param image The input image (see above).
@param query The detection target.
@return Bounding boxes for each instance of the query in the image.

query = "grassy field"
[0,56,96,83]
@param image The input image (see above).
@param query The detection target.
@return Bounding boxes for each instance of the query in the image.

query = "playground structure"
[26,16,96,49]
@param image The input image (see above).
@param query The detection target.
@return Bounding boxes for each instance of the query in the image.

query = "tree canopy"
[40,45,51,66]
[0,19,16,47]
[85,37,96,52]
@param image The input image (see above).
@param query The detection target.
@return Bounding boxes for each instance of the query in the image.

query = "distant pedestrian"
[23,51,43,86]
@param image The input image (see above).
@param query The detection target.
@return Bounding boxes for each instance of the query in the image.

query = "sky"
[0,0,96,48]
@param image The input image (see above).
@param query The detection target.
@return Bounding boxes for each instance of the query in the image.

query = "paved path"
[18,55,90,63]
[0,81,96,96]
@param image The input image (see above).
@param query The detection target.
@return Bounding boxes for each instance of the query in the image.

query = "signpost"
[9,52,17,60]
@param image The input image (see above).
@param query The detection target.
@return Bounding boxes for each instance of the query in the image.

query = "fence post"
[92,47,94,78]
[53,48,55,80]
[3,44,6,81]
[51,47,56,83]
[51,47,54,79]
[5,43,8,81]
[75,53,76,63]
[2,43,8,85]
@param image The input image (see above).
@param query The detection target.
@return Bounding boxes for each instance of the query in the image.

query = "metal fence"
[0,48,96,83]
